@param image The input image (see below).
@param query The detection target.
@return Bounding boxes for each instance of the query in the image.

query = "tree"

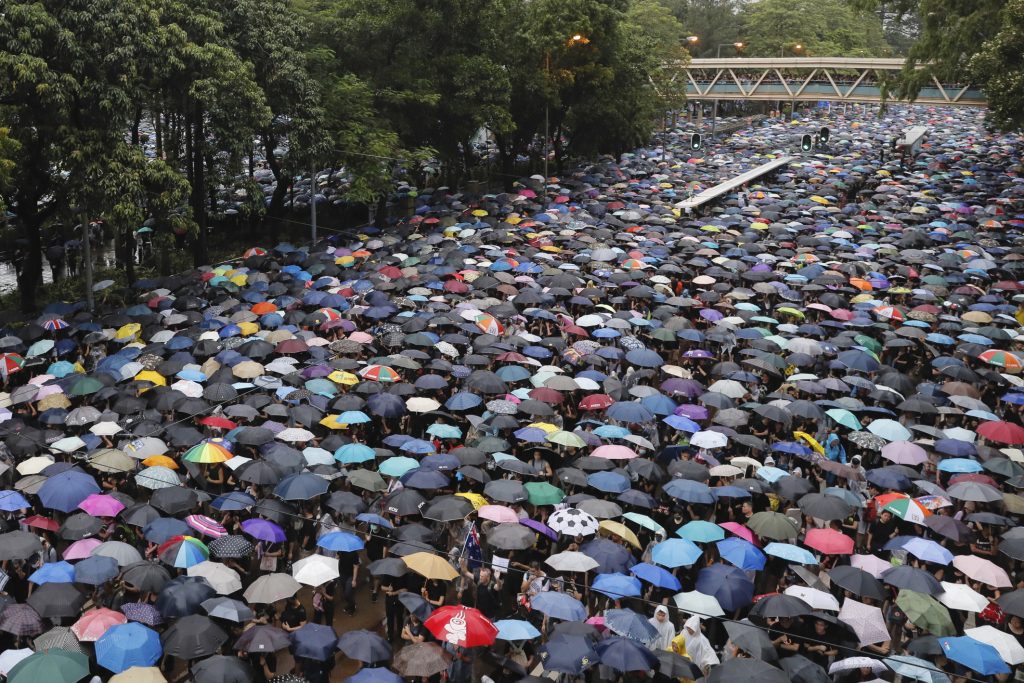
[971,0,1024,130]
[740,0,890,57]
[660,0,745,57]
[0,127,16,214]
[0,0,172,311]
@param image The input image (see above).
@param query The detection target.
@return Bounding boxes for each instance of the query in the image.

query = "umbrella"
[7,650,89,683]
[897,590,956,636]
[403,552,458,581]
[594,636,659,671]
[706,658,788,683]
[191,656,254,683]
[695,564,754,611]
[837,598,890,645]
[234,624,290,653]
[96,623,163,673]
[530,591,587,621]
[243,572,301,604]
[160,614,227,659]
[392,642,451,677]
[337,629,392,663]
[938,636,1011,675]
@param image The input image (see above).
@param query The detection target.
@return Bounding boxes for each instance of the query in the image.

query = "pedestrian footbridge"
[679,58,986,107]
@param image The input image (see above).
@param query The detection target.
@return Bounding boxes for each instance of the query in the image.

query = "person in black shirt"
[337,550,360,615]
[867,509,897,554]
[281,596,307,633]
[380,573,405,641]
[474,567,502,620]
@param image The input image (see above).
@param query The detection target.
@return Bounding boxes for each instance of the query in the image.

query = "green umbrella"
[854,334,882,354]
[524,481,564,506]
[67,376,104,397]
[746,511,799,541]
[347,469,387,492]
[825,408,863,431]
[8,649,89,683]
[896,590,956,636]
[623,512,665,535]
[378,457,419,478]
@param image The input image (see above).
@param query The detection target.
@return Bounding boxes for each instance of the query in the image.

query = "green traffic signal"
[819,126,830,144]
[801,134,813,152]
[690,133,702,150]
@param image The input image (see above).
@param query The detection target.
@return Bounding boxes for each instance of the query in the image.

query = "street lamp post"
[779,44,803,117]
[544,34,589,180]
[711,42,744,138]
[685,36,699,123]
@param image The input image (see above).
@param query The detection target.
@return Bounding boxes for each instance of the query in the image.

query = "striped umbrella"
[243,247,267,258]
[358,365,400,382]
[979,349,1023,373]
[315,307,343,322]
[157,536,210,568]
[872,305,904,322]
[474,314,505,335]
[0,353,25,379]
[185,515,227,538]
[183,441,232,464]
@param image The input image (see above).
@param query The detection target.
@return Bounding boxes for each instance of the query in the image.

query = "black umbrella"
[829,566,885,601]
[748,593,813,619]
[723,620,778,661]
[381,488,427,516]
[150,486,199,515]
[161,614,227,659]
[326,491,367,515]
[779,654,830,683]
[120,561,173,593]
[337,629,392,663]
[156,576,217,617]
[235,624,291,652]
[797,493,854,521]
[707,658,788,683]
[0,530,42,560]
[421,495,474,522]
[26,583,86,618]
[192,655,254,683]
[397,592,433,619]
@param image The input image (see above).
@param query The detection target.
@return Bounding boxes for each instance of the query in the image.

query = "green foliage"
[0,127,16,214]
[971,0,1024,131]
[741,0,891,57]
[659,0,745,57]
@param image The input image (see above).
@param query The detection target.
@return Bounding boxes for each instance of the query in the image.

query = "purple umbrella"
[674,404,709,420]
[120,602,164,627]
[241,518,287,543]
[520,518,558,541]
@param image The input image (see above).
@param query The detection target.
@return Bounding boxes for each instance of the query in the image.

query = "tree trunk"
[16,206,43,313]
[374,193,388,230]
[155,111,163,160]
[190,105,208,267]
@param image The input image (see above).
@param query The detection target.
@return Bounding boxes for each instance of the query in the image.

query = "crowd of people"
[0,104,1019,683]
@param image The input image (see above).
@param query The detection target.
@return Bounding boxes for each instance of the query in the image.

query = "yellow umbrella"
[809,195,830,205]
[142,455,178,469]
[546,430,587,448]
[336,255,355,266]
[110,667,168,683]
[776,307,805,320]
[471,209,488,217]
[236,322,260,336]
[527,422,559,434]
[329,371,360,386]
[134,370,167,386]
[116,323,142,341]
[598,520,641,549]
[403,552,459,581]
[37,393,71,411]
[319,415,347,430]
[455,492,489,510]
[793,431,825,455]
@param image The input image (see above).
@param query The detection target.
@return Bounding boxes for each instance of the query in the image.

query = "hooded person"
[679,614,719,674]
[648,605,675,651]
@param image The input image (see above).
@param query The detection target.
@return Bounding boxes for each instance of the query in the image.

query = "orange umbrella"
[251,302,278,315]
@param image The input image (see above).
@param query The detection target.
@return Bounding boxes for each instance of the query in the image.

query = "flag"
[464,522,482,571]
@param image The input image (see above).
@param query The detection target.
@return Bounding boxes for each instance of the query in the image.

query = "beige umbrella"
[406,397,441,413]
[188,561,243,595]
[243,572,301,604]
[109,667,168,683]
[88,449,134,474]
[231,360,264,379]
[402,552,458,581]
[16,456,53,476]
[37,393,71,411]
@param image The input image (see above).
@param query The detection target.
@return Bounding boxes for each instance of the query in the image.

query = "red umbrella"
[423,606,498,648]
[580,394,614,411]
[199,416,237,430]
[24,515,59,532]
[804,528,854,555]
[529,388,564,405]
[977,421,1024,445]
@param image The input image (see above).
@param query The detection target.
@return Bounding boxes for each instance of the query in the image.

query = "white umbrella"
[829,657,888,674]
[673,590,725,617]
[691,431,728,449]
[122,437,168,459]
[135,466,180,490]
[169,380,203,398]
[292,554,340,587]
[837,598,889,646]
[850,554,893,578]
[188,561,243,595]
[92,541,143,567]
[784,585,840,611]
[545,551,599,573]
[90,422,122,436]
[277,428,315,443]
[406,397,441,413]
[16,455,54,476]
[937,581,989,613]
[965,625,1024,665]
[707,380,746,399]
[244,573,301,604]
[51,436,87,453]
[548,508,599,536]
[302,448,335,466]
[0,649,32,675]
[709,464,743,477]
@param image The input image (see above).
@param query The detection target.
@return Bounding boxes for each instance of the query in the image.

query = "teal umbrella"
[426,424,462,439]
[825,408,862,431]
[378,456,419,478]
[524,481,564,505]
[8,649,89,683]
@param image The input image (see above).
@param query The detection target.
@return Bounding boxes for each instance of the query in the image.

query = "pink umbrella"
[952,555,1012,588]
[478,505,520,524]
[77,494,125,518]
[185,514,228,538]
[64,538,102,560]
[591,445,639,460]
[850,554,892,578]
[719,522,756,545]
[880,441,928,466]
[804,528,854,555]
[71,607,126,641]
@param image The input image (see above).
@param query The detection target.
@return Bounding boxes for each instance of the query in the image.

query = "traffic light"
[800,134,813,152]
[818,126,830,144]
[690,133,703,151]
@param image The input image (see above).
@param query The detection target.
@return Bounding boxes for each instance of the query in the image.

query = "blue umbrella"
[592,572,642,599]
[210,491,257,511]
[445,392,482,410]
[494,619,542,640]
[530,592,587,621]
[651,538,702,568]
[0,490,30,512]
[317,532,365,552]
[695,564,755,612]
[345,668,404,683]
[885,655,952,683]
[884,537,953,565]
[938,637,1011,676]
[763,542,818,565]
[595,636,659,672]
[588,471,630,493]
[663,414,701,432]
[604,608,659,642]
[625,349,664,368]
[676,520,725,543]
[937,458,984,473]
[399,439,436,454]
[539,635,598,674]
[629,562,682,590]
[663,479,715,504]
[337,629,392,663]
[335,443,376,464]
[866,467,912,491]
[290,622,338,661]
[717,537,766,571]
[934,439,976,457]
[606,402,654,423]
[579,537,635,574]
[355,513,394,529]
[37,470,101,513]
[143,518,190,544]
[96,622,162,673]
[73,555,120,585]
[28,561,75,585]
[400,468,450,490]
[274,472,329,500]
[367,392,406,418]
